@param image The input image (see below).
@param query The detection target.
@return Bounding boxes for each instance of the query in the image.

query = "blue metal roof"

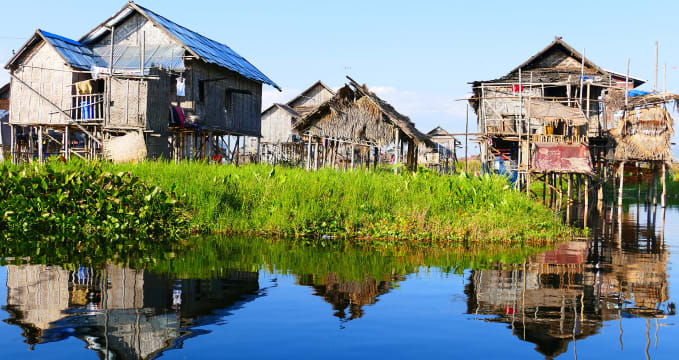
[39,30,106,70]
[135,5,280,90]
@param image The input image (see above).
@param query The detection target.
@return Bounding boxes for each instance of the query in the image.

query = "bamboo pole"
[465,104,469,173]
[10,125,16,164]
[654,40,658,92]
[584,175,589,214]
[653,163,658,206]
[567,175,573,205]
[306,135,312,170]
[37,126,43,164]
[558,174,563,209]
[661,162,666,208]
[64,126,69,160]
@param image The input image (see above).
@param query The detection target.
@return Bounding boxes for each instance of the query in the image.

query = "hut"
[292,76,433,171]
[604,90,679,208]
[259,80,334,165]
[421,126,460,173]
[4,1,278,163]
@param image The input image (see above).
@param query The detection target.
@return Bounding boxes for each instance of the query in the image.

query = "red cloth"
[511,85,524,92]
[175,106,186,127]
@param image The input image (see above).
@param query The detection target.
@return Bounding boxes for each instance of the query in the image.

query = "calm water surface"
[1,205,678,359]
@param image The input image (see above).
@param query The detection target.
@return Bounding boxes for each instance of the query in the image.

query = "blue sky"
[2,0,679,155]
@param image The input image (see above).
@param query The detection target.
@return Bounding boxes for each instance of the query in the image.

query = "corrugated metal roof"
[92,44,186,73]
[134,4,280,90]
[39,30,106,70]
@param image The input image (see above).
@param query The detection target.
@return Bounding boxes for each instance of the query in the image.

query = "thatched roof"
[471,37,611,86]
[524,100,588,126]
[346,77,433,146]
[293,77,434,147]
[605,89,679,111]
[610,105,674,162]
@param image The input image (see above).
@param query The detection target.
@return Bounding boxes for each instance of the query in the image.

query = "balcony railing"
[71,93,105,122]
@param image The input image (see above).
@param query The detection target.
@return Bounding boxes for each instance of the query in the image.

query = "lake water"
[1,204,677,359]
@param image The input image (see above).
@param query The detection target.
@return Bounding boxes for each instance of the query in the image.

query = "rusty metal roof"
[531,143,592,174]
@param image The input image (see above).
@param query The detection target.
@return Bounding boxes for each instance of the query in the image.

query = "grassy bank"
[1,160,576,245]
[98,161,572,244]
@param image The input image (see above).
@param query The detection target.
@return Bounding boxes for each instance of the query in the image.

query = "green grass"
[96,160,573,245]
[1,159,576,245]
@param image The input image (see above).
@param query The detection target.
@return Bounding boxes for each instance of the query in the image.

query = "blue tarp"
[627,89,653,98]
[39,30,106,70]
[135,5,280,90]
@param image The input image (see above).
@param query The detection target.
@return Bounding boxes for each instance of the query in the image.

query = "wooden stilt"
[306,136,312,170]
[661,162,666,208]
[584,176,589,214]
[652,163,658,206]
[64,126,69,160]
[567,174,573,205]
[351,144,355,170]
[38,126,43,164]
[544,174,547,205]
[10,125,16,164]
[558,174,563,209]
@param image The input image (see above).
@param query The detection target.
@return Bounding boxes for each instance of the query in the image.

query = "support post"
[10,125,16,164]
[64,126,69,160]
[661,162,666,208]
[306,135,312,171]
[567,174,573,205]
[38,126,43,164]
[351,144,355,170]
[653,163,658,206]
[584,176,589,213]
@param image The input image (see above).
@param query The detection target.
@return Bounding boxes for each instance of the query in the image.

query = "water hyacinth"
[0,161,191,262]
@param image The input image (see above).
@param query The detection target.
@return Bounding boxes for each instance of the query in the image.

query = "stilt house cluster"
[470,37,677,211]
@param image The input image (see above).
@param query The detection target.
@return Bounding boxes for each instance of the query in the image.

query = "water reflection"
[465,206,674,358]
[3,265,262,359]
[0,206,676,359]
[299,273,404,323]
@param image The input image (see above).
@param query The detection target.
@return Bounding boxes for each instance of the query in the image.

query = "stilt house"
[469,37,646,195]
[259,81,334,164]
[5,1,279,162]
[421,126,460,173]
[292,76,433,170]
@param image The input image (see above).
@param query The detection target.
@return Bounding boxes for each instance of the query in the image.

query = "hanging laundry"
[175,106,186,127]
[176,77,186,96]
[75,79,94,95]
[511,84,524,93]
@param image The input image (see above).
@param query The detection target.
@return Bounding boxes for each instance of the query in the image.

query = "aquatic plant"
[0,160,191,264]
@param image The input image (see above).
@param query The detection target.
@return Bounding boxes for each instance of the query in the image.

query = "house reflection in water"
[3,265,261,359]
[298,273,404,323]
[465,208,674,359]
